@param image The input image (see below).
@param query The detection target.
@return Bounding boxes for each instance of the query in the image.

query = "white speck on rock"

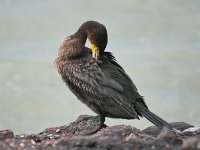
[182,126,200,133]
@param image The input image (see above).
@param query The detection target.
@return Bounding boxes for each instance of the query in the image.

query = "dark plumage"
[55,21,173,133]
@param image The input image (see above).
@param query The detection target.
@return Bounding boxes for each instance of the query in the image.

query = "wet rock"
[0,115,199,150]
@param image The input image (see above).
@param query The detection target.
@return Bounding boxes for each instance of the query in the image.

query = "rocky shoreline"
[0,115,200,150]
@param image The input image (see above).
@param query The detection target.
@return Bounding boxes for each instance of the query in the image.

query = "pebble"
[47,134,52,137]
[20,143,25,147]
[56,129,61,133]
[54,134,60,138]
[18,134,26,138]
[31,140,36,145]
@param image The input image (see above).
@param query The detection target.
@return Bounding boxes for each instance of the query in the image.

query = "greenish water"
[0,0,200,134]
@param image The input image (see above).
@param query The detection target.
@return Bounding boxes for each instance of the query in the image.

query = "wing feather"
[62,58,138,118]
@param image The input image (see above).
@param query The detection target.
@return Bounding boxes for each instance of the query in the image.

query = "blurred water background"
[0,0,200,134]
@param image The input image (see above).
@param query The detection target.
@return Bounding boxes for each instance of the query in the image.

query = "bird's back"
[99,52,148,116]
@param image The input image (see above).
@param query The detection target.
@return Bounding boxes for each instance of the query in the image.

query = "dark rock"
[170,122,194,131]
[0,129,14,140]
[141,122,194,137]
[141,125,160,136]
[34,115,105,142]
[0,115,199,150]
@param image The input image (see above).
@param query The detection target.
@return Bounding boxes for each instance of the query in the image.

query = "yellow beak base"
[91,44,100,59]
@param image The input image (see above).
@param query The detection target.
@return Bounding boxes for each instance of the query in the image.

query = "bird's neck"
[57,30,88,61]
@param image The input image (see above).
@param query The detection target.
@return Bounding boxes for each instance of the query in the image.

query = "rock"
[34,115,105,142]
[0,115,199,150]
[141,122,194,136]
[182,137,200,150]
[0,129,14,140]
[170,122,194,131]
[141,126,161,136]
[94,125,140,137]
[182,126,200,136]
[157,127,172,138]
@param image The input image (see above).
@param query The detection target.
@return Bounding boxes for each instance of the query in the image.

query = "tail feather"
[137,103,174,130]
[142,109,174,130]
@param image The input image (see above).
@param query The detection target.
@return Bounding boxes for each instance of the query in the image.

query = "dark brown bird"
[55,21,173,134]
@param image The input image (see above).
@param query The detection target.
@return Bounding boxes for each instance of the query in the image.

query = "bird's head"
[79,21,108,59]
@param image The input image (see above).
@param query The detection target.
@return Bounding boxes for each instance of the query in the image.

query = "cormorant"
[55,21,173,134]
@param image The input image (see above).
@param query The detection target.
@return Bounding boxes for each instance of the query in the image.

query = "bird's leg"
[99,116,105,127]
